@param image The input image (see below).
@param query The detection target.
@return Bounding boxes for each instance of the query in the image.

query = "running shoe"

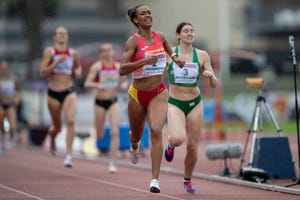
[149,179,160,193]
[129,131,140,164]
[183,181,196,194]
[64,155,72,168]
[50,136,56,156]
[130,145,140,164]
[108,162,118,173]
[164,143,175,162]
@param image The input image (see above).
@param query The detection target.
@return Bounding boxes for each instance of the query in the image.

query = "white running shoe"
[50,136,56,156]
[108,162,118,173]
[64,155,72,168]
[129,131,140,164]
[130,145,140,164]
[149,179,160,193]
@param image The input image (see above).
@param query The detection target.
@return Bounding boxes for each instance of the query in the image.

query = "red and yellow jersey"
[130,32,166,79]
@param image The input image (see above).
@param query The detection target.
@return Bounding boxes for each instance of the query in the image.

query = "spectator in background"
[0,61,22,156]
[40,26,82,167]
[84,43,128,173]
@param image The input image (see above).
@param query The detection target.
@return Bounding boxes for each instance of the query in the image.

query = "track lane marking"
[0,183,44,200]
[1,159,186,200]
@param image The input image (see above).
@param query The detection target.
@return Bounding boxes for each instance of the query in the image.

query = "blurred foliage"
[0,0,60,77]
[3,0,59,17]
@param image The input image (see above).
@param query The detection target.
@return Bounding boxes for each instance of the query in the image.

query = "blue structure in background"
[203,100,215,123]
[97,124,149,151]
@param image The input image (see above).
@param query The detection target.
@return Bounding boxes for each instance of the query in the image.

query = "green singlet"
[167,46,201,87]
[167,46,202,115]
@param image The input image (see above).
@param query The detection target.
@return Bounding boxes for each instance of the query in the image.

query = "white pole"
[218,0,230,79]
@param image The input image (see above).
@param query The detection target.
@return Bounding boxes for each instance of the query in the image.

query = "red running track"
[0,146,299,200]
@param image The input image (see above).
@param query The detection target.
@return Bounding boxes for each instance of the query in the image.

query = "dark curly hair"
[127,4,144,27]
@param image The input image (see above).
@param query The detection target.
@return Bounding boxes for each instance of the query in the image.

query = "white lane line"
[2,159,186,200]
[0,183,44,200]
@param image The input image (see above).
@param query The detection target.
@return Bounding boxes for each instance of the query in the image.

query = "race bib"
[0,80,15,97]
[53,56,74,75]
[100,71,119,88]
[143,52,166,76]
[173,62,199,84]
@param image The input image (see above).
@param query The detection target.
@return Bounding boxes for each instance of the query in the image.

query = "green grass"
[221,121,298,135]
[262,121,297,135]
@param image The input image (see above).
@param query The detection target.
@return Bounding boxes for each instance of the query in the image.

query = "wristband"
[171,53,177,59]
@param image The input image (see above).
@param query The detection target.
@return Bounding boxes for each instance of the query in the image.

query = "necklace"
[138,31,154,43]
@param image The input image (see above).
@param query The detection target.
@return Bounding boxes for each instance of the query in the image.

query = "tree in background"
[3,0,58,78]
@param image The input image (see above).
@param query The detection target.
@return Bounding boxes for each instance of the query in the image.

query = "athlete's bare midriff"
[169,84,200,101]
[95,87,118,100]
[0,96,15,104]
[132,75,164,91]
[48,74,73,91]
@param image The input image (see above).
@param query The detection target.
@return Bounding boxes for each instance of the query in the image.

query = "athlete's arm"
[165,47,176,72]
[14,76,22,105]
[198,50,217,88]
[40,47,66,78]
[84,62,105,90]
[72,50,82,79]
[119,36,158,76]
[115,62,128,91]
[157,32,185,68]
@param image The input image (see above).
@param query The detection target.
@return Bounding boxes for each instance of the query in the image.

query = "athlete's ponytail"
[127,4,144,27]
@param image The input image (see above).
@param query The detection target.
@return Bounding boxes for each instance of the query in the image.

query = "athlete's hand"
[145,55,158,65]
[174,57,185,68]
[56,54,68,63]
[202,70,214,78]
[97,84,105,91]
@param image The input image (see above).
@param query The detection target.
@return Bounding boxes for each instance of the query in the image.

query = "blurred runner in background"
[119,5,185,193]
[0,60,21,156]
[40,26,82,168]
[165,22,217,193]
[84,43,128,173]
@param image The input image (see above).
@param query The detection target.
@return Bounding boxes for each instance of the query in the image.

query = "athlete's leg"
[184,102,203,179]
[62,92,77,156]
[0,108,5,134]
[0,108,6,155]
[47,96,62,154]
[128,96,147,150]
[5,106,17,139]
[147,89,168,180]
[94,104,106,140]
[108,103,120,162]
[167,103,187,147]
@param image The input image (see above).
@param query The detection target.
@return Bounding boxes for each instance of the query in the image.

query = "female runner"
[119,5,185,193]
[0,61,21,155]
[164,22,217,193]
[40,26,82,167]
[85,43,128,173]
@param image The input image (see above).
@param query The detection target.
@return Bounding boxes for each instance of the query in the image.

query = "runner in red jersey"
[85,43,128,173]
[40,26,82,168]
[119,5,185,193]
